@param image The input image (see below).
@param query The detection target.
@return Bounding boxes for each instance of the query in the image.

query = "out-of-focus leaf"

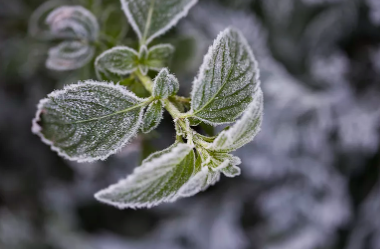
[95,143,195,208]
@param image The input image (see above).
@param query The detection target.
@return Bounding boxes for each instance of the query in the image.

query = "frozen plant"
[31,0,263,209]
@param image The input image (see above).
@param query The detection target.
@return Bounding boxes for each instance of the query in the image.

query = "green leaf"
[146,44,175,71]
[207,89,263,152]
[46,41,94,71]
[176,166,219,198]
[95,46,139,79]
[142,100,164,133]
[121,0,198,44]
[95,143,195,208]
[190,27,260,125]
[153,68,179,98]
[32,81,146,162]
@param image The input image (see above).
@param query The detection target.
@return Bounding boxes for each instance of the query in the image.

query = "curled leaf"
[32,81,145,162]
[153,68,179,98]
[46,41,94,71]
[190,27,260,125]
[95,143,195,208]
[46,5,99,41]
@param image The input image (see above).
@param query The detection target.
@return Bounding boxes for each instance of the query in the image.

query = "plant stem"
[134,70,182,119]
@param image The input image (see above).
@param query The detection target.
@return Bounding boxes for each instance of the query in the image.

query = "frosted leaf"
[46,6,99,41]
[121,0,198,44]
[207,88,263,152]
[95,46,139,79]
[95,143,195,209]
[46,41,94,71]
[142,100,164,133]
[153,68,179,98]
[207,152,242,177]
[146,44,175,71]
[32,81,145,162]
[190,27,260,125]
[176,167,220,198]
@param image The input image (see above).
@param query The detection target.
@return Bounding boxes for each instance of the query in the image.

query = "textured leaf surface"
[46,6,99,41]
[146,44,175,71]
[121,0,198,44]
[95,46,139,79]
[142,100,164,133]
[46,41,94,71]
[190,27,260,125]
[153,68,179,98]
[176,167,219,198]
[95,143,195,208]
[208,89,263,152]
[32,81,145,162]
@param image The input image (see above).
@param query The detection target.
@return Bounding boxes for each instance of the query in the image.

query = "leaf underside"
[32,81,145,162]
[95,143,195,208]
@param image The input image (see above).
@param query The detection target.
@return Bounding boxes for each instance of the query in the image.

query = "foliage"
[31,0,263,208]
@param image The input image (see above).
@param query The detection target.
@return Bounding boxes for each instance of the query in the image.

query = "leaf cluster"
[31,0,264,208]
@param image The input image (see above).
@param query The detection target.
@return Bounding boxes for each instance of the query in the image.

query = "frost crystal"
[32,80,145,162]
[95,46,139,79]
[190,27,260,125]
[121,0,198,44]
[95,143,195,208]
[142,100,164,133]
[46,6,99,41]
[46,41,95,71]
[208,88,263,152]
[44,6,99,70]
[153,68,179,98]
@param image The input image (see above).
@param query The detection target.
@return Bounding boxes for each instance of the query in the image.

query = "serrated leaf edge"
[94,143,194,209]
[32,80,145,163]
[189,27,261,126]
[121,0,198,45]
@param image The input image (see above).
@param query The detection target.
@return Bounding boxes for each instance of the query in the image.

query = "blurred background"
[1,0,380,248]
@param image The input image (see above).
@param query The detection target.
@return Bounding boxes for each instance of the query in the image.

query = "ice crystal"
[95,143,195,208]
[121,0,198,44]
[141,100,164,133]
[190,27,260,125]
[32,80,145,162]
[152,68,179,98]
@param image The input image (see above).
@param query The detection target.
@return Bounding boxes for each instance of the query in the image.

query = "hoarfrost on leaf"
[95,143,195,208]
[95,46,139,79]
[207,88,263,152]
[190,27,260,125]
[46,41,95,71]
[142,100,164,133]
[121,0,198,44]
[32,80,146,162]
[153,68,179,99]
